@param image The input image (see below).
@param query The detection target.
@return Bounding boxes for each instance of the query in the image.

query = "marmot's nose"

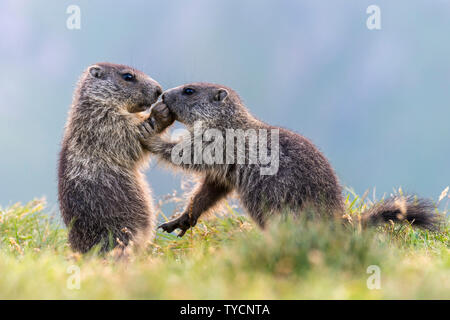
[162,93,166,102]
[155,86,163,98]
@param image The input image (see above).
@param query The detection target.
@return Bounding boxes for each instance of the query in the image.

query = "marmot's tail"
[360,195,439,230]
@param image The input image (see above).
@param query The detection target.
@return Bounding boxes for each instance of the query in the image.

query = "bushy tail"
[360,195,440,231]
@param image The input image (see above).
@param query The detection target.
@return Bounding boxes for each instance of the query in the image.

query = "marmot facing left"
[140,83,438,237]
[58,62,173,253]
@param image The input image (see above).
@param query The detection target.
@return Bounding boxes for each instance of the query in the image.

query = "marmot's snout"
[155,86,163,98]
[161,92,175,114]
[143,80,163,103]
[145,77,163,102]
[130,83,163,113]
[151,85,163,103]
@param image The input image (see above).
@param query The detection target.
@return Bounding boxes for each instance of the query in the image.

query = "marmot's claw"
[158,220,178,234]
[158,214,192,236]
[138,121,155,140]
[177,229,188,237]
[146,118,155,130]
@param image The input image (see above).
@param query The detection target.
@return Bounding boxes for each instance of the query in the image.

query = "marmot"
[58,62,173,253]
[139,83,438,236]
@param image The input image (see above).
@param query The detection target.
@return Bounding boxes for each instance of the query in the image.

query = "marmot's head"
[162,83,247,128]
[77,62,162,113]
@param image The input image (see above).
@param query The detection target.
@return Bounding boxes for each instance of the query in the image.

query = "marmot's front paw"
[158,213,196,237]
[150,102,175,133]
[138,120,156,141]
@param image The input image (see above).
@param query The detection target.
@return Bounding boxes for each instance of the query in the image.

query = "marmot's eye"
[183,87,195,95]
[122,73,135,81]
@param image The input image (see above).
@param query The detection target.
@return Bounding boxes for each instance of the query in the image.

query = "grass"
[0,189,448,299]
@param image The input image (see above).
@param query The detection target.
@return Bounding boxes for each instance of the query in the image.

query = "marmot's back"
[234,126,344,224]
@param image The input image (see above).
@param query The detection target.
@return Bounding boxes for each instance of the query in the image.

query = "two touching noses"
[153,85,167,103]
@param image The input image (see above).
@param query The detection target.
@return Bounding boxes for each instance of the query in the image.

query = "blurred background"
[0,0,449,214]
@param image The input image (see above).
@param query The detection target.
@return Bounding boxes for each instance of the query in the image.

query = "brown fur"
[140,83,439,236]
[58,62,171,253]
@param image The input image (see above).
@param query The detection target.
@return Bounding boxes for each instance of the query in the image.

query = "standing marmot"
[58,62,173,253]
[139,83,438,236]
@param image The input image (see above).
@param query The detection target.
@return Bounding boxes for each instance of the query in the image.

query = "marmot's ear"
[214,89,228,102]
[89,66,104,79]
